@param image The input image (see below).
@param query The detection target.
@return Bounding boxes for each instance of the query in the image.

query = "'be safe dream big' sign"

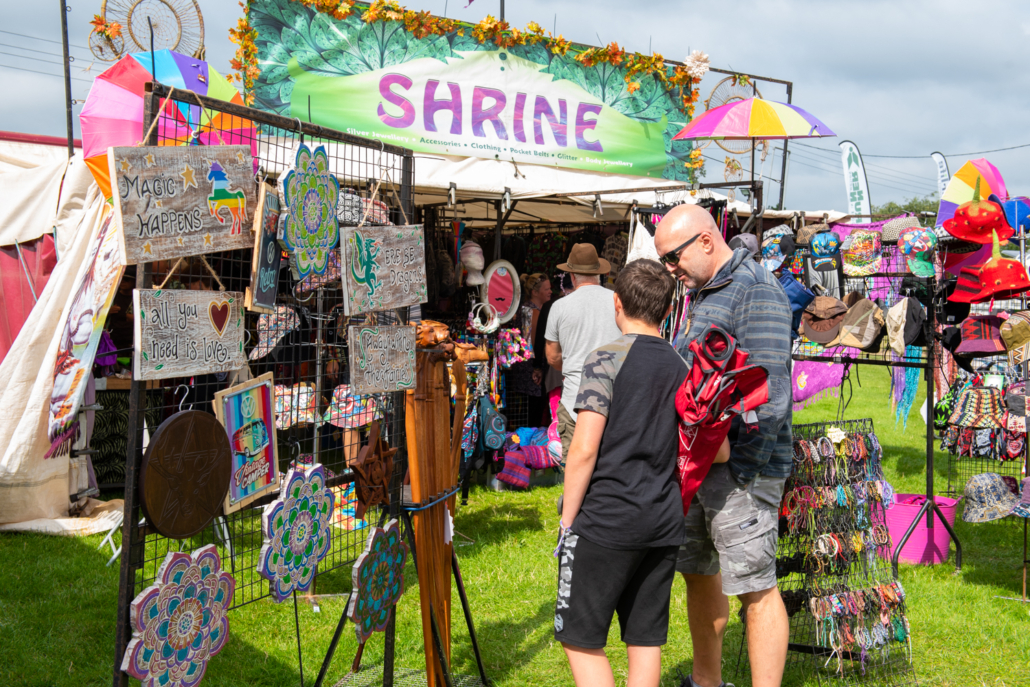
[134,289,246,380]
[110,145,257,265]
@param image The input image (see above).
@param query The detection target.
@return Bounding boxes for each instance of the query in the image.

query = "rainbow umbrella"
[672,97,835,141]
[935,158,1008,228]
[80,50,253,200]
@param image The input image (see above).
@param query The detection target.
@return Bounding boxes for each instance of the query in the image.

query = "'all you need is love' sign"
[134,289,246,380]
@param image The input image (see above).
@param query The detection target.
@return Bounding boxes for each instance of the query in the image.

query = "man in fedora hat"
[545,243,623,462]
[654,205,792,687]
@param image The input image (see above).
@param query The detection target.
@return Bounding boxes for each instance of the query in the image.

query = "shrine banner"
[247,0,698,180]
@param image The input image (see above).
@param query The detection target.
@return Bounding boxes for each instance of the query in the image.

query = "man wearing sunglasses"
[654,205,793,687]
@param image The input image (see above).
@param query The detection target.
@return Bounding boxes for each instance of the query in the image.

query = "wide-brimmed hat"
[250,305,300,360]
[882,215,921,243]
[899,227,938,278]
[802,296,848,344]
[989,194,1030,236]
[828,298,885,351]
[558,243,611,275]
[956,315,1006,357]
[842,229,883,276]
[950,387,1005,430]
[956,231,1030,303]
[963,473,1018,523]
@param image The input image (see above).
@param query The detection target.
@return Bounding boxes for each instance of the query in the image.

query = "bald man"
[654,205,792,687]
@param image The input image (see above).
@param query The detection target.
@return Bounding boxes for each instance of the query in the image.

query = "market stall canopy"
[0,131,80,173]
[80,50,252,200]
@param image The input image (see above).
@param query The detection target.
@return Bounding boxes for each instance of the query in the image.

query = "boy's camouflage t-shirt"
[572,333,688,549]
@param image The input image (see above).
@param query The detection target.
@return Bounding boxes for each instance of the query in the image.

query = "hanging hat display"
[810,232,842,273]
[988,194,1030,236]
[842,229,883,276]
[1001,311,1030,366]
[801,296,848,344]
[885,297,926,356]
[942,177,1013,245]
[795,222,829,247]
[881,216,922,244]
[962,473,1018,522]
[955,315,1006,357]
[899,227,938,278]
[828,298,885,351]
[761,224,792,271]
[948,230,1030,303]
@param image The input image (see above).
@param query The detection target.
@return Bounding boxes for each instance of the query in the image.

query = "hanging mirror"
[480,259,521,324]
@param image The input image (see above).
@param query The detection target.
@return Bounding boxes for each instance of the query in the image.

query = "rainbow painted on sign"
[223,380,277,506]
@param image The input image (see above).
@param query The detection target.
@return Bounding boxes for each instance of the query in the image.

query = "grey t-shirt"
[544,284,622,418]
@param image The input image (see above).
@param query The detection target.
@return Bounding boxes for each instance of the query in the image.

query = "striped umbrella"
[935,158,1008,228]
[672,97,835,141]
[79,50,253,200]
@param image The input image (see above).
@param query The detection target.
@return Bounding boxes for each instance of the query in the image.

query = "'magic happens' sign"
[110,145,257,265]
[134,289,246,380]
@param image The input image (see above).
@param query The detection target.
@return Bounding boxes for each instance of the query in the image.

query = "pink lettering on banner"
[513,93,527,143]
[575,103,603,152]
[471,86,508,140]
[534,96,567,147]
[377,74,415,128]
[424,80,462,135]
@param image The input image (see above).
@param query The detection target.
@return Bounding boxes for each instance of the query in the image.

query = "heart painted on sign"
[209,301,230,337]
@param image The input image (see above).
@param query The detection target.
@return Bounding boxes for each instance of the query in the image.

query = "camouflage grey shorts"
[675,463,785,596]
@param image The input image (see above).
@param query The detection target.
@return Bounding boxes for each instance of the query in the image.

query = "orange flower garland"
[230,1,700,119]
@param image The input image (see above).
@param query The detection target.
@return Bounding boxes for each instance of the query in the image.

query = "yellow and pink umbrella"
[672,97,835,141]
[79,50,254,200]
[935,158,1008,228]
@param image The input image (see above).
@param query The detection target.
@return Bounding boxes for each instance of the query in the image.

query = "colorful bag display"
[323,384,382,428]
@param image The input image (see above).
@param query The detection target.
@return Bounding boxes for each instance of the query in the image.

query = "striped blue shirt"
[674,248,793,483]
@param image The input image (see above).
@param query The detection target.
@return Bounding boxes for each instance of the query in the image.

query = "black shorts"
[553,531,678,649]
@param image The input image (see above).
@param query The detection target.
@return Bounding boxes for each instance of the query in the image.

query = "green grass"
[2,366,1030,686]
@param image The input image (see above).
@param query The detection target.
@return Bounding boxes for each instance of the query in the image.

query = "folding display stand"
[753,268,962,685]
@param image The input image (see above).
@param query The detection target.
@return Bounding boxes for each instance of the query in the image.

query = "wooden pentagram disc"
[139,410,231,539]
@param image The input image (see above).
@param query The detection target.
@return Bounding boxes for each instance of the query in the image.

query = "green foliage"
[872,193,940,218]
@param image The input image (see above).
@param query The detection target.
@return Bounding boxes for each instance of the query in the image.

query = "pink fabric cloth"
[0,235,57,364]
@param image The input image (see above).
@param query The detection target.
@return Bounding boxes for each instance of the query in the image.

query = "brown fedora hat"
[557,243,611,275]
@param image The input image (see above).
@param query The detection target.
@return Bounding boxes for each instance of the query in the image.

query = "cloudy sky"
[4,0,1028,212]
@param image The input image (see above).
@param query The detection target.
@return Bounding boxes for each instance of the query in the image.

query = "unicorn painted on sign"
[207,161,248,235]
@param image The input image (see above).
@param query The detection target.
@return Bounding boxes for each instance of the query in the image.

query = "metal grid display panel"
[791,263,932,369]
[756,419,916,686]
[114,84,414,686]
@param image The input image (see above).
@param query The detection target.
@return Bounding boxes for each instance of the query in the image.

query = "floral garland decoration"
[230,1,699,117]
[90,14,122,41]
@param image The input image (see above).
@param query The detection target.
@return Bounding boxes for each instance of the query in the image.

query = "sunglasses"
[659,232,702,266]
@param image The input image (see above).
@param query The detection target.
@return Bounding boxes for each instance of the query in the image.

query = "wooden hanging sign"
[109,145,257,265]
[245,182,282,313]
[341,224,427,316]
[133,289,247,380]
[347,324,416,394]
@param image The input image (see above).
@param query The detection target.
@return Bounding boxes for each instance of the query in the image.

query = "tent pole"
[59,0,74,157]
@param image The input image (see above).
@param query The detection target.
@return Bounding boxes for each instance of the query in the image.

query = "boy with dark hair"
[554,259,688,687]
